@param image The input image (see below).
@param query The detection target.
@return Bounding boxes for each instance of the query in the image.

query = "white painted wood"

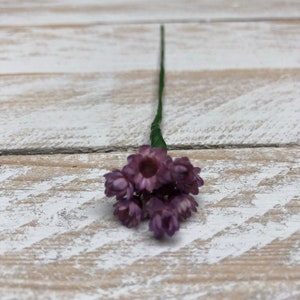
[165,22,300,71]
[0,22,299,151]
[1,2,299,299]
[163,69,300,147]
[0,22,299,74]
[0,69,299,151]
[0,0,299,26]
[0,25,160,74]
[0,148,299,299]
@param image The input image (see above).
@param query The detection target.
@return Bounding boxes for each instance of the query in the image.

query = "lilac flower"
[104,170,134,200]
[103,145,204,239]
[123,145,171,192]
[147,198,179,238]
[171,193,198,221]
[171,157,204,195]
[113,198,142,228]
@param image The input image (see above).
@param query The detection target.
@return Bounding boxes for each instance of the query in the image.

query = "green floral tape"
[150,25,167,149]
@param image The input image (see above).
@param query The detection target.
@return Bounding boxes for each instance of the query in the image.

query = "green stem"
[150,25,167,148]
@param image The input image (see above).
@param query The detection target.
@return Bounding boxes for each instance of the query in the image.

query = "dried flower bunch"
[105,145,203,238]
[104,26,204,238]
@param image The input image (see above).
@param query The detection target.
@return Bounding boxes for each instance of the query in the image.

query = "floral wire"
[150,25,167,149]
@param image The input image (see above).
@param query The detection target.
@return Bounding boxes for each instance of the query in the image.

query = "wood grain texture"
[0,0,300,26]
[0,148,299,299]
[2,2,299,300]
[0,22,299,151]
[0,69,299,152]
[1,22,299,74]
[165,22,300,71]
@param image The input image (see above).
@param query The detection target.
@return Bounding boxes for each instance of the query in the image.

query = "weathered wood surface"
[0,0,300,26]
[1,1,300,298]
[1,22,300,74]
[1,22,299,152]
[0,148,299,299]
[0,70,299,152]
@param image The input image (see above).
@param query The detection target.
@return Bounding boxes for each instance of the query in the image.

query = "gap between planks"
[0,144,299,157]
[1,0,300,27]
[1,17,300,29]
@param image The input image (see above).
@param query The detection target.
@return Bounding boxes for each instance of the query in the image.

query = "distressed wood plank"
[0,25,159,74]
[0,0,300,26]
[0,148,299,299]
[0,69,299,152]
[0,22,299,151]
[166,22,300,71]
[1,22,299,74]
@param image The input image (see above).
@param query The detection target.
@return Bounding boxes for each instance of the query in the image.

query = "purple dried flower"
[103,145,203,239]
[113,198,142,228]
[148,198,179,239]
[171,157,204,195]
[103,26,205,239]
[171,193,198,221]
[123,145,171,192]
[104,170,134,200]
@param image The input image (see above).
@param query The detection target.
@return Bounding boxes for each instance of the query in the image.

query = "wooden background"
[0,1,299,299]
